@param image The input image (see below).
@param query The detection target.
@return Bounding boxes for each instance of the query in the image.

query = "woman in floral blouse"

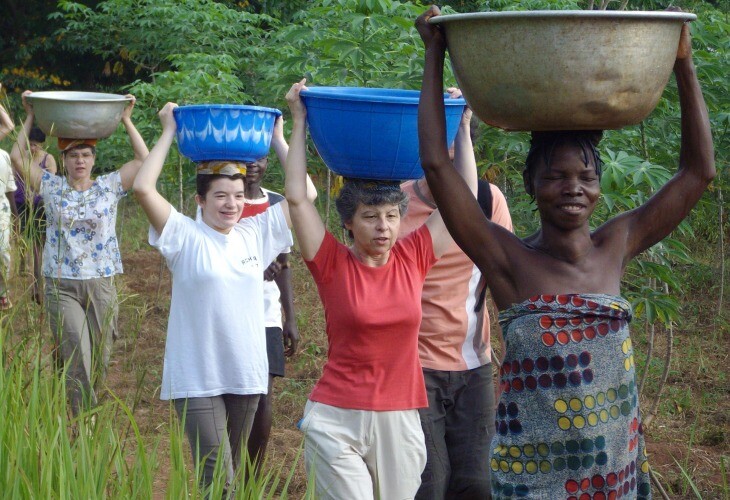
[11,90,149,416]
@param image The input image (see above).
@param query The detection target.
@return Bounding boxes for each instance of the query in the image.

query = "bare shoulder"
[591,211,634,256]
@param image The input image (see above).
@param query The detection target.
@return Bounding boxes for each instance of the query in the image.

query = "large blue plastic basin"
[174,104,282,162]
[300,87,466,180]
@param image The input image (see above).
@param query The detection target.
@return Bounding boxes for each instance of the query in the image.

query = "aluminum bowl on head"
[173,105,282,163]
[27,91,133,139]
[300,87,466,181]
[431,10,696,131]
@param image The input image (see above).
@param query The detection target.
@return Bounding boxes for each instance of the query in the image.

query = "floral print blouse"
[41,170,125,279]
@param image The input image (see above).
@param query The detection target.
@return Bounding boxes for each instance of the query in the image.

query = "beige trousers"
[300,400,427,500]
[45,277,118,416]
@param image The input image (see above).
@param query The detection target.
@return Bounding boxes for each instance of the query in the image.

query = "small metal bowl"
[431,11,696,131]
[27,91,132,139]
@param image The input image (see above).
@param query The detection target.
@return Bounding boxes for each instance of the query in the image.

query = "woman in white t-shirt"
[134,103,292,490]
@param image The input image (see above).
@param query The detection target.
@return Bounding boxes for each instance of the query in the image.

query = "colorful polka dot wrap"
[492,294,651,499]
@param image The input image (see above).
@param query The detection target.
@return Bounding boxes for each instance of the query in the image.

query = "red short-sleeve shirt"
[305,225,436,410]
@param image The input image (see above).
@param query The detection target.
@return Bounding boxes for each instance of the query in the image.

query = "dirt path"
[89,201,730,498]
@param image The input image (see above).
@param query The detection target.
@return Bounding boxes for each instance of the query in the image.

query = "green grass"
[1,183,727,498]
[0,314,313,498]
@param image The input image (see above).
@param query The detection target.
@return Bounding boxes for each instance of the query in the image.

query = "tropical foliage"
[0,0,727,496]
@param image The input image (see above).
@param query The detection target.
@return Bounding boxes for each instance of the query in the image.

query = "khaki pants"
[45,277,118,416]
[174,394,261,488]
[300,400,427,500]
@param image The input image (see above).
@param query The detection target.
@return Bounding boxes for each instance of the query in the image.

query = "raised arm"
[117,95,150,191]
[283,79,326,261]
[424,93,478,258]
[10,91,43,191]
[270,114,317,203]
[0,86,13,141]
[133,102,177,234]
[44,152,58,175]
[617,23,715,262]
[417,6,513,270]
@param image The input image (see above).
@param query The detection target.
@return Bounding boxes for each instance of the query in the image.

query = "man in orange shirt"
[400,169,512,499]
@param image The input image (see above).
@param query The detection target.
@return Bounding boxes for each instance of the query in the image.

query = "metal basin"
[26,91,132,139]
[431,11,695,131]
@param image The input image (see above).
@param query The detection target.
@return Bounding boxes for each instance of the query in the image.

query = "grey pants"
[45,277,118,416]
[174,394,261,488]
[416,363,496,500]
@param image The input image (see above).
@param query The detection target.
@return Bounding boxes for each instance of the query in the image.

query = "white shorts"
[300,400,427,500]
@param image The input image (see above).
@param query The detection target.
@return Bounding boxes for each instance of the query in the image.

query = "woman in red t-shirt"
[284,80,476,500]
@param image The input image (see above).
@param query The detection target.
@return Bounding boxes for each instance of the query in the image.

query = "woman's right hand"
[447,87,473,125]
[158,102,178,131]
[21,90,34,115]
[415,5,446,50]
[271,114,286,147]
[285,78,308,119]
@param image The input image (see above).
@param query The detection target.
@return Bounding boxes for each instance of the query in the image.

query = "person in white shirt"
[134,102,293,490]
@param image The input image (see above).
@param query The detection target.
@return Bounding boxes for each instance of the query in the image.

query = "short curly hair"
[335,178,409,239]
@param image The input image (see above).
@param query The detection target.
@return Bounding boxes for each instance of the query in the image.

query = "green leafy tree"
[263,0,434,95]
[52,0,279,177]
[53,0,275,92]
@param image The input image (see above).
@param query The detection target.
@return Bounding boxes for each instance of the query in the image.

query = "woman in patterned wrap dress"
[416,6,715,499]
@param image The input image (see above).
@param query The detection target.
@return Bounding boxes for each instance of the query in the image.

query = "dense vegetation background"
[0,0,727,497]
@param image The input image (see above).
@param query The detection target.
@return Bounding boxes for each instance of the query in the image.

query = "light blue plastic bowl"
[174,104,282,162]
[300,87,466,180]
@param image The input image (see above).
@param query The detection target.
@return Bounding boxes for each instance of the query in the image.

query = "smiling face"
[244,157,268,187]
[345,202,401,259]
[196,176,246,234]
[528,142,601,230]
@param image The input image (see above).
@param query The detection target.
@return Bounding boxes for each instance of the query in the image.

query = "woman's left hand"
[285,78,308,118]
[122,94,136,120]
[158,102,179,132]
[676,23,692,62]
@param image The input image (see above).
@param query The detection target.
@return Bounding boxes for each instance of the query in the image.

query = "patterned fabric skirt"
[491,294,651,499]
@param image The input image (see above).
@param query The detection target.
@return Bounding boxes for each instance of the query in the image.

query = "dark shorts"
[18,202,46,244]
[265,327,286,378]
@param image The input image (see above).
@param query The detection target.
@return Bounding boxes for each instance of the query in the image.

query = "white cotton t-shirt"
[242,189,289,329]
[150,203,293,400]
[196,189,289,329]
